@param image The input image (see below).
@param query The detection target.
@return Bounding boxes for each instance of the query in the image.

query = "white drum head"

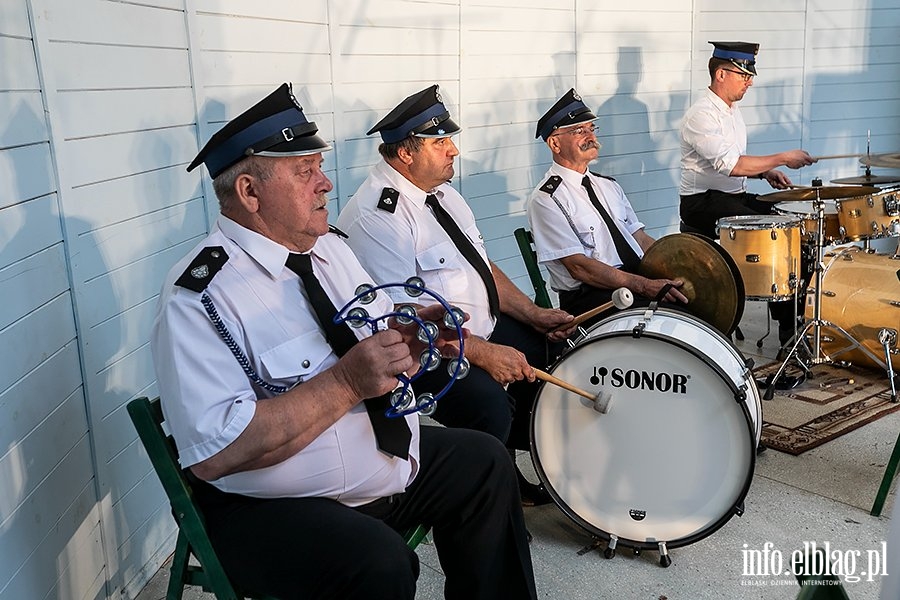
[532,310,757,548]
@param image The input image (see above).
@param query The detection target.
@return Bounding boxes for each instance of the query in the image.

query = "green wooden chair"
[871,428,900,516]
[127,396,429,600]
[513,227,552,309]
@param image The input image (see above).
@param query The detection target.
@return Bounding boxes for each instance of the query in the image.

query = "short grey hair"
[212,156,275,211]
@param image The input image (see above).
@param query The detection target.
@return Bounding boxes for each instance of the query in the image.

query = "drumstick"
[811,154,865,161]
[551,287,634,332]
[533,368,613,413]
[533,368,595,401]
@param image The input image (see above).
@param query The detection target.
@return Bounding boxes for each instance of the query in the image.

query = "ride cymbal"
[638,233,742,336]
[859,153,900,169]
[759,186,879,202]
[831,174,900,185]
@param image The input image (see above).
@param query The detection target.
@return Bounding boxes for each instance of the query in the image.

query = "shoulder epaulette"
[377,187,400,213]
[328,224,348,238]
[175,246,229,292]
[590,170,617,182]
[539,175,562,195]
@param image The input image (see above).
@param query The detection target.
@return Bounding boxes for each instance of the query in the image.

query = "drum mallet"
[550,287,634,333]
[533,368,613,414]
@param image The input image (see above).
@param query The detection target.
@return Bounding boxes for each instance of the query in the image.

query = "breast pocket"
[259,330,335,387]
[416,240,468,299]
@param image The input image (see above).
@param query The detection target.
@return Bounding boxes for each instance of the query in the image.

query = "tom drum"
[835,190,900,241]
[717,215,802,301]
[774,200,842,245]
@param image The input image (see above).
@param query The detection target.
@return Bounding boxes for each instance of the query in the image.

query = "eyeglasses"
[552,124,597,137]
[722,68,754,82]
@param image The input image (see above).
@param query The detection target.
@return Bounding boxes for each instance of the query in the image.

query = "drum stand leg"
[603,535,618,559]
[658,542,672,568]
[879,329,898,402]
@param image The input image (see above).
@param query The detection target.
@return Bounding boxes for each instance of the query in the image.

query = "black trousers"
[416,313,564,450]
[193,426,536,600]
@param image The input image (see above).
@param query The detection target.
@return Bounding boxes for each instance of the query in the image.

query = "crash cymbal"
[638,233,742,336]
[860,153,900,169]
[831,174,900,185]
[759,185,879,202]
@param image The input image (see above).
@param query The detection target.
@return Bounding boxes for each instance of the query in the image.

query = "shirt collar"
[705,87,733,114]
[217,215,331,279]
[376,160,447,208]
[549,161,590,190]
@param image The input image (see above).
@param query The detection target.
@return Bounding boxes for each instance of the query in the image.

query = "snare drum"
[811,248,900,369]
[717,214,802,301]
[774,200,841,245]
[531,308,760,555]
[835,190,900,240]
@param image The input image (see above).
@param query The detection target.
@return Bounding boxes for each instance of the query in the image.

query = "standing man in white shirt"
[337,85,574,506]
[151,83,537,600]
[527,88,688,324]
[679,42,816,344]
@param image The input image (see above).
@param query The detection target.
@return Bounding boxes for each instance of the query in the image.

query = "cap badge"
[191,265,210,279]
[573,91,582,101]
[435,90,443,102]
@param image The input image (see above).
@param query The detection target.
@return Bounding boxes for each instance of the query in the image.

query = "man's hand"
[783,150,817,169]
[334,330,416,400]
[465,337,535,385]
[764,170,793,190]
[530,307,576,341]
[637,277,689,304]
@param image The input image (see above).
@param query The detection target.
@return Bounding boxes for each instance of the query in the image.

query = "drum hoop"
[530,326,758,549]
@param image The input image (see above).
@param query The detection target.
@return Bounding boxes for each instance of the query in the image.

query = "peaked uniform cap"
[535,88,597,141]
[709,41,760,76]
[187,83,331,179]
[367,84,461,144]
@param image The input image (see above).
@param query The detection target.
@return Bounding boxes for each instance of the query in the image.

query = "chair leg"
[872,429,900,516]
[167,531,191,600]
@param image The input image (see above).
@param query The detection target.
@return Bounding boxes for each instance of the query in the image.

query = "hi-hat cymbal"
[638,233,743,336]
[860,153,900,169]
[759,185,879,202]
[831,174,900,185]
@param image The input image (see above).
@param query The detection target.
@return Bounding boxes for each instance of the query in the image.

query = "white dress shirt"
[337,160,496,338]
[151,215,419,506]
[527,163,645,292]
[680,88,748,195]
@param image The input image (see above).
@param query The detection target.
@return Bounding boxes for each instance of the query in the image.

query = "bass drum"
[813,247,900,369]
[531,308,760,553]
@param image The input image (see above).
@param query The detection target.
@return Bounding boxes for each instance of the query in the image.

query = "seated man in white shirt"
[151,83,537,600]
[526,88,688,326]
[337,85,575,506]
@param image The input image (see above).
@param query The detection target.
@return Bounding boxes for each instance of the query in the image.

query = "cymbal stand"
[763,182,893,400]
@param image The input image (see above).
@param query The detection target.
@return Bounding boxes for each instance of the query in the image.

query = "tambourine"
[335,277,469,418]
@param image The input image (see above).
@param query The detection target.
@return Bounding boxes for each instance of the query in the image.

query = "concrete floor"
[135,300,899,599]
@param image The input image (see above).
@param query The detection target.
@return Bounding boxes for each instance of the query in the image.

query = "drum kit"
[523,152,900,570]
[739,152,900,402]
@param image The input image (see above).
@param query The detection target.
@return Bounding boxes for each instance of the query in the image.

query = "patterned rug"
[754,361,898,455]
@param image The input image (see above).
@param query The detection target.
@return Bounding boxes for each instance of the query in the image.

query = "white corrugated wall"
[0,0,897,598]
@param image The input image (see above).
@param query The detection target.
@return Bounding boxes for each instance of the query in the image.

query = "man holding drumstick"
[679,42,817,346]
[526,88,688,325]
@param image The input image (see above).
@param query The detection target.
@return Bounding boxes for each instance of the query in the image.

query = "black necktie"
[581,176,641,273]
[424,194,500,316]
[285,253,411,459]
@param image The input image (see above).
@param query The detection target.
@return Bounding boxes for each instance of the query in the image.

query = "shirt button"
[301,360,310,368]
[439,258,445,264]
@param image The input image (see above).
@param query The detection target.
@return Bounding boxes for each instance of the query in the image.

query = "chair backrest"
[513,227,552,309]
[127,396,249,599]
[128,397,428,600]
